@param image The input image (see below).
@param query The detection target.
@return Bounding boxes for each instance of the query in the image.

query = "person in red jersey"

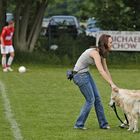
[0,19,15,72]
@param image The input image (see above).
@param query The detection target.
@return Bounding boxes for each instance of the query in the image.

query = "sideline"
[0,80,23,140]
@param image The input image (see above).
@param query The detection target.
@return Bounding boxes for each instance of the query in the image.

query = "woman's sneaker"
[74,126,87,130]
[101,125,110,129]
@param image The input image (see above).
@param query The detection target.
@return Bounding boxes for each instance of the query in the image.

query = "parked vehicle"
[46,15,80,38]
[85,18,101,37]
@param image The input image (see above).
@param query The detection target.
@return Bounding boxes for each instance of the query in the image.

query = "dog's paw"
[127,128,133,131]
[133,129,138,133]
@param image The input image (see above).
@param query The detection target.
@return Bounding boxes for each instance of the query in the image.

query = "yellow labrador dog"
[110,88,140,133]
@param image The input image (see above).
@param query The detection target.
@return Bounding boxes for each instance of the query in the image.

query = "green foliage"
[15,51,60,65]
[61,54,71,65]
[34,34,91,64]
[108,51,140,66]
[45,0,84,18]
[79,0,140,31]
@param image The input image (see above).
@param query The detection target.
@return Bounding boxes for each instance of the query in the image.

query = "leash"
[111,102,129,126]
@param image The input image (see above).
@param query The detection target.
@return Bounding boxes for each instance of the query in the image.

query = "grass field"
[0,64,140,140]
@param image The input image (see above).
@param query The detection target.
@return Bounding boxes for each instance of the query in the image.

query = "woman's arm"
[101,58,112,80]
[90,50,115,87]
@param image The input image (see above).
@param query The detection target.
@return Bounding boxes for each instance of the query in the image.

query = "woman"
[73,34,116,130]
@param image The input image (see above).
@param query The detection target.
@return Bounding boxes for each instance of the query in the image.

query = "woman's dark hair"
[98,34,111,58]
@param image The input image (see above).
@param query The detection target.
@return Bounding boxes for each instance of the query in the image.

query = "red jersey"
[1,26,14,45]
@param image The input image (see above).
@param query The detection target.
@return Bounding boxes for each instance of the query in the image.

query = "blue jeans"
[73,72,108,128]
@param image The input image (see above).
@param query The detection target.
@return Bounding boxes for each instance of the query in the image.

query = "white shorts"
[0,45,14,54]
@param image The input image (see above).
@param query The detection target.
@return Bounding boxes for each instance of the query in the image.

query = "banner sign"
[96,31,140,51]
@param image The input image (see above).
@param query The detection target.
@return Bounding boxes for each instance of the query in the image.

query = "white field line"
[0,81,23,140]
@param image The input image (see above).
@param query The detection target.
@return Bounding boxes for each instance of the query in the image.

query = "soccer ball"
[18,66,26,73]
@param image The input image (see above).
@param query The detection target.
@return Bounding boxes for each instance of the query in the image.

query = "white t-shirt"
[73,48,95,73]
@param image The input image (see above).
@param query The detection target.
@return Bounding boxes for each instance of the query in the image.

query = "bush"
[34,33,93,64]
[108,51,140,65]
[14,34,140,68]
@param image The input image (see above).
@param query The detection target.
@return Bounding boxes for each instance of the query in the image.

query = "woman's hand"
[111,84,118,92]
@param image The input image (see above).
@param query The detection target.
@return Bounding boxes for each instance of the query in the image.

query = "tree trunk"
[14,0,30,52]
[14,3,21,50]
[0,0,7,33]
[14,0,49,52]
[28,2,48,52]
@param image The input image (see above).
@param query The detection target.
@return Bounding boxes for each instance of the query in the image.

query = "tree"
[14,0,49,52]
[80,0,140,31]
[122,0,140,30]
[45,0,84,18]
